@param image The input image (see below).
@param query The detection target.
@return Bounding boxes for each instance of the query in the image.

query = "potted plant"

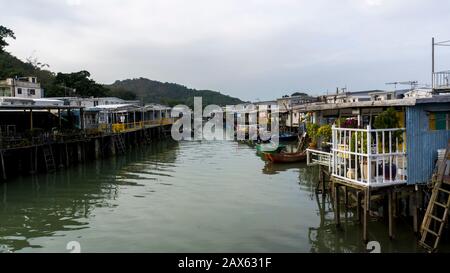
[317,124,332,152]
[347,168,357,180]
[306,123,319,149]
[340,118,358,129]
[373,107,403,180]
[350,132,376,180]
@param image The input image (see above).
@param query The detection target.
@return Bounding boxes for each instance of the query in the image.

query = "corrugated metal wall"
[406,103,450,184]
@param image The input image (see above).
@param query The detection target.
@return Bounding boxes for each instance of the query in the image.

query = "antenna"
[386,81,418,90]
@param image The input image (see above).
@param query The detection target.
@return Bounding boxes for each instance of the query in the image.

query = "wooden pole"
[388,189,394,239]
[363,188,369,243]
[80,108,84,130]
[335,184,341,227]
[322,169,326,193]
[34,146,38,173]
[344,186,349,208]
[318,166,323,193]
[29,148,34,174]
[413,190,419,234]
[65,143,69,167]
[357,190,362,223]
[30,109,33,130]
[58,108,62,128]
[59,144,64,168]
[0,151,6,180]
[432,37,435,89]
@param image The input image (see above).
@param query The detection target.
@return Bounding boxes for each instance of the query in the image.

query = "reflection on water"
[0,140,436,253]
[0,141,179,252]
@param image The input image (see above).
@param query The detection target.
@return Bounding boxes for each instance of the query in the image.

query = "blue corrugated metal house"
[406,98,450,184]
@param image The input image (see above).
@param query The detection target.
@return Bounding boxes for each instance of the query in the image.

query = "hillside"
[108,78,244,107]
[0,51,243,106]
[0,51,57,91]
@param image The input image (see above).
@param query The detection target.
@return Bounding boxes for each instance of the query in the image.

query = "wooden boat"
[264,151,307,163]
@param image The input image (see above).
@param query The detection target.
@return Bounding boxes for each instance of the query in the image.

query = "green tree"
[292,92,309,97]
[0,26,15,52]
[108,87,137,100]
[53,71,109,97]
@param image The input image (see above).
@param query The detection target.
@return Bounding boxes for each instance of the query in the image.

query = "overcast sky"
[1,0,450,101]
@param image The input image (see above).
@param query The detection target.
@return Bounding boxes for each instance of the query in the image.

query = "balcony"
[433,71,450,91]
[306,148,332,170]
[331,126,407,188]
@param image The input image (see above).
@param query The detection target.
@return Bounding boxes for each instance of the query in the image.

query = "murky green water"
[0,140,438,253]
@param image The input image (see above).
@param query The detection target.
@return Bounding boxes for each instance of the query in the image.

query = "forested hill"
[1,26,243,105]
[107,78,244,107]
[0,51,244,106]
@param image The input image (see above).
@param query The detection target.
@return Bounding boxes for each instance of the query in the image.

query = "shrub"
[317,124,332,143]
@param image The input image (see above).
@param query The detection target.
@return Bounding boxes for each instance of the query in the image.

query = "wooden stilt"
[394,192,398,218]
[30,147,34,174]
[0,150,6,180]
[59,144,64,168]
[413,191,419,234]
[65,143,70,167]
[363,189,369,243]
[344,186,349,207]
[357,191,362,224]
[335,185,341,227]
[83,142,86,161]
[317,167,323,193]
[94,139,101,159]
[77,144,82,162]
[388,189,395,239]
[34,146,38,172]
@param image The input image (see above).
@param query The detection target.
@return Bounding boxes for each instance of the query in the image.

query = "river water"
[0,140,432,253]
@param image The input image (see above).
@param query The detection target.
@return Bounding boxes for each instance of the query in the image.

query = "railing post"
[366,125,371,185]
[332,125,336,176]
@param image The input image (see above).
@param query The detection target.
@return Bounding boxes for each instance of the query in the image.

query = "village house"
[277,94,317,131]
[298,86,450,244]
[0,77,44,99]
[53,96,141,107]
[301,88,450,186]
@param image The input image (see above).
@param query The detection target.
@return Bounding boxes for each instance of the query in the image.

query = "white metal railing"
[433,70,450,89]
[307,149,332,170]
[331,125,407,187]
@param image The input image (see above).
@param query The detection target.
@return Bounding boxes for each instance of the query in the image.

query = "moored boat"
[264,151,306,163]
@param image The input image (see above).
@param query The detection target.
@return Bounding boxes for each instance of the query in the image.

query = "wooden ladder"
[419,141,450,252]
[115,134,126,154]
[42,145,56,172]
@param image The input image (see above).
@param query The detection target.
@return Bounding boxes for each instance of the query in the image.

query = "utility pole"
[432,37,435,89]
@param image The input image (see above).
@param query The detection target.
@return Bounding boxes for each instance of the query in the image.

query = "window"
[29,89,35,95]
[429,112,450,130]
[17,88,22,94]
[0,88,11,97]
[387,94,392,100]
